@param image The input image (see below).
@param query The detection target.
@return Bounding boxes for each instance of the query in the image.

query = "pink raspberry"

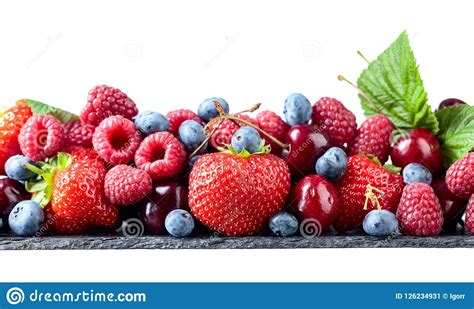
[18,114,64,161]
[92,115,141,166]
[135,132,186,180]
[208,114,258,149]
[445,152,474,199]
[63,120,95,148]
[466,194,474,235]
[104,165,152,206]
[256,110,289,153]
[81,85,138,126]
[166,109,203,136]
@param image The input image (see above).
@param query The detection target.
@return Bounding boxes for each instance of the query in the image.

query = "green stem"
[357,50,371,64]
[24,163,44,176]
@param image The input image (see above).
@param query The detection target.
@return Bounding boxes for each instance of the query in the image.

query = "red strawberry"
[166,109,203,136]
[334,154,404,232]
[208,114,258,149]
[445,152,474,199]
[256,110,289,154]
[189,152,291,236]
[466,194,474,235]
[396,183,444,236]
[349,115,393,164]
[0,103,33,174]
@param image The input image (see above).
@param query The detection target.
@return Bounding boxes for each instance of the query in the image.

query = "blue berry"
[134,111,169,135]
[178,120,207,153]
[231,126,262,153]
[165,209,195,237]
[8,200,44,236]
[0,217,3,229]
[363,210,398,237]
[5,155,37,182]
[198,97,229,122]
[402,163,432,184]
[269,212,299,236]
[315,147,347,182]
[283,93,312,125]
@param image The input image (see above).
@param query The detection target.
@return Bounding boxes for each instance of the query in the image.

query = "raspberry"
[256,111,289,153]
[311,97,357,147]
[396,183,444,236]
[208,114,258,149]
[18,115,64,161]
[349,115,393,164]
[104,165,152,206]
[92,115,141,166]
[167,109,203,136]
[81,85,138,126]
[466,194,474,235]
[135,132,186,181]
[63,120,95,148]
[445,152,474,199]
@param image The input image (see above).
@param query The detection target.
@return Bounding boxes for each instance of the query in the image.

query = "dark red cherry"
[288,174,339,232]
[390,128,443,176]
[436,98,466,112]
[139,181,189,235]
[281,125,331,177]
[0,178,30,228]
[431,179,467,226]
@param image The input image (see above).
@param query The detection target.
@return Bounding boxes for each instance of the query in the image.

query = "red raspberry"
[135,131,186,180]
[445,152,474,199]
[349,115,393,164]
[256,110,289,154]
[104,165,152,206]
[166,109,203,136]
[92,115,141,166]
[466,194,474,235]
[311,97,357,147]
[81,85,138,126]
[208,114,258,149]
[18,115,64,161]
[396,183,444,236]
[63,120,95,148]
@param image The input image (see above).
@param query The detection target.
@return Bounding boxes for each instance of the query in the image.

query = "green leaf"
[25,180,48,193]
[357,31,439,135]
[17,98,79,123]
[436,105,474,167]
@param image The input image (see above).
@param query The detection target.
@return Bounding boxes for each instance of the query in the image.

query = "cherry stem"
[357,50,371,64]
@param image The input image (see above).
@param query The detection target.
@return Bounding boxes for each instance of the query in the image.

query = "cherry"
[139,181,189,235]
[288,174,339,232]
[431,179,467,229]
[281,125,331,177]
[0,178,30,229]
[436,98,466,112]
[390,128,443,176]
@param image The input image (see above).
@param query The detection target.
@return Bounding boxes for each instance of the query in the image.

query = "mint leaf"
[436,105,474,167]
[357,31,439,134]
[18,99,79,123]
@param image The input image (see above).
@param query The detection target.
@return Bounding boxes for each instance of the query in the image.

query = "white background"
[1,0,473,282]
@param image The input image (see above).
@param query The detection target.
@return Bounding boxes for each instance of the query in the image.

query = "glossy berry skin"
[390,128,443,176]
[402,163,432,185]
[166,109,203,136]
[231,126,262,153]
[134,111,169,136]
[436,98,466,112]
[255,110,289,154]
[283,93,312,126]
[349,115,393,164]
[431,179,467,227]
[198,97,229,122]
[268,212,298,237]
[311,97,357,148]
[208,114,258,149]
[466,194,474,235]
[165,209,195,237]
[315,147,347,182]
[104,165,152,206]
[363,210,398,237]
[0,178,30,227]
[288,175,339,232]
[178,120,207,153]
[445,152,474,199]
[334,155,404,232]
[8,200,44,236]
[396,183,444,236]
[5,155,37,182]
[281,125,331,177]
[189,153,291,236]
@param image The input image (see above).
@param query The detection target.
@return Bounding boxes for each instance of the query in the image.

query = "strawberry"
[188,150,291,236]
[0,103,33,174]
[334,154,404,232]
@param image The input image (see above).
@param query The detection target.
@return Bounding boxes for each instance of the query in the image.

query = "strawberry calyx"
[218,139,271,158]
[24,152,74,207]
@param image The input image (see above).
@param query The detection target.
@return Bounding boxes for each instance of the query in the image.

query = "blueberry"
[184,155,201,175]
[178,120,207,153]
[134,111,169,135]
[363,209,398,237]
[231,126,262,153]
[402,163,432,184]
[0,217,3,229]
[165,209,195,237]
[269,212,299,237]
[5,155,37,182]
[8,200,44,236]
[315,147,347,182]
[283,93,312,125]
[198,97,229,122]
